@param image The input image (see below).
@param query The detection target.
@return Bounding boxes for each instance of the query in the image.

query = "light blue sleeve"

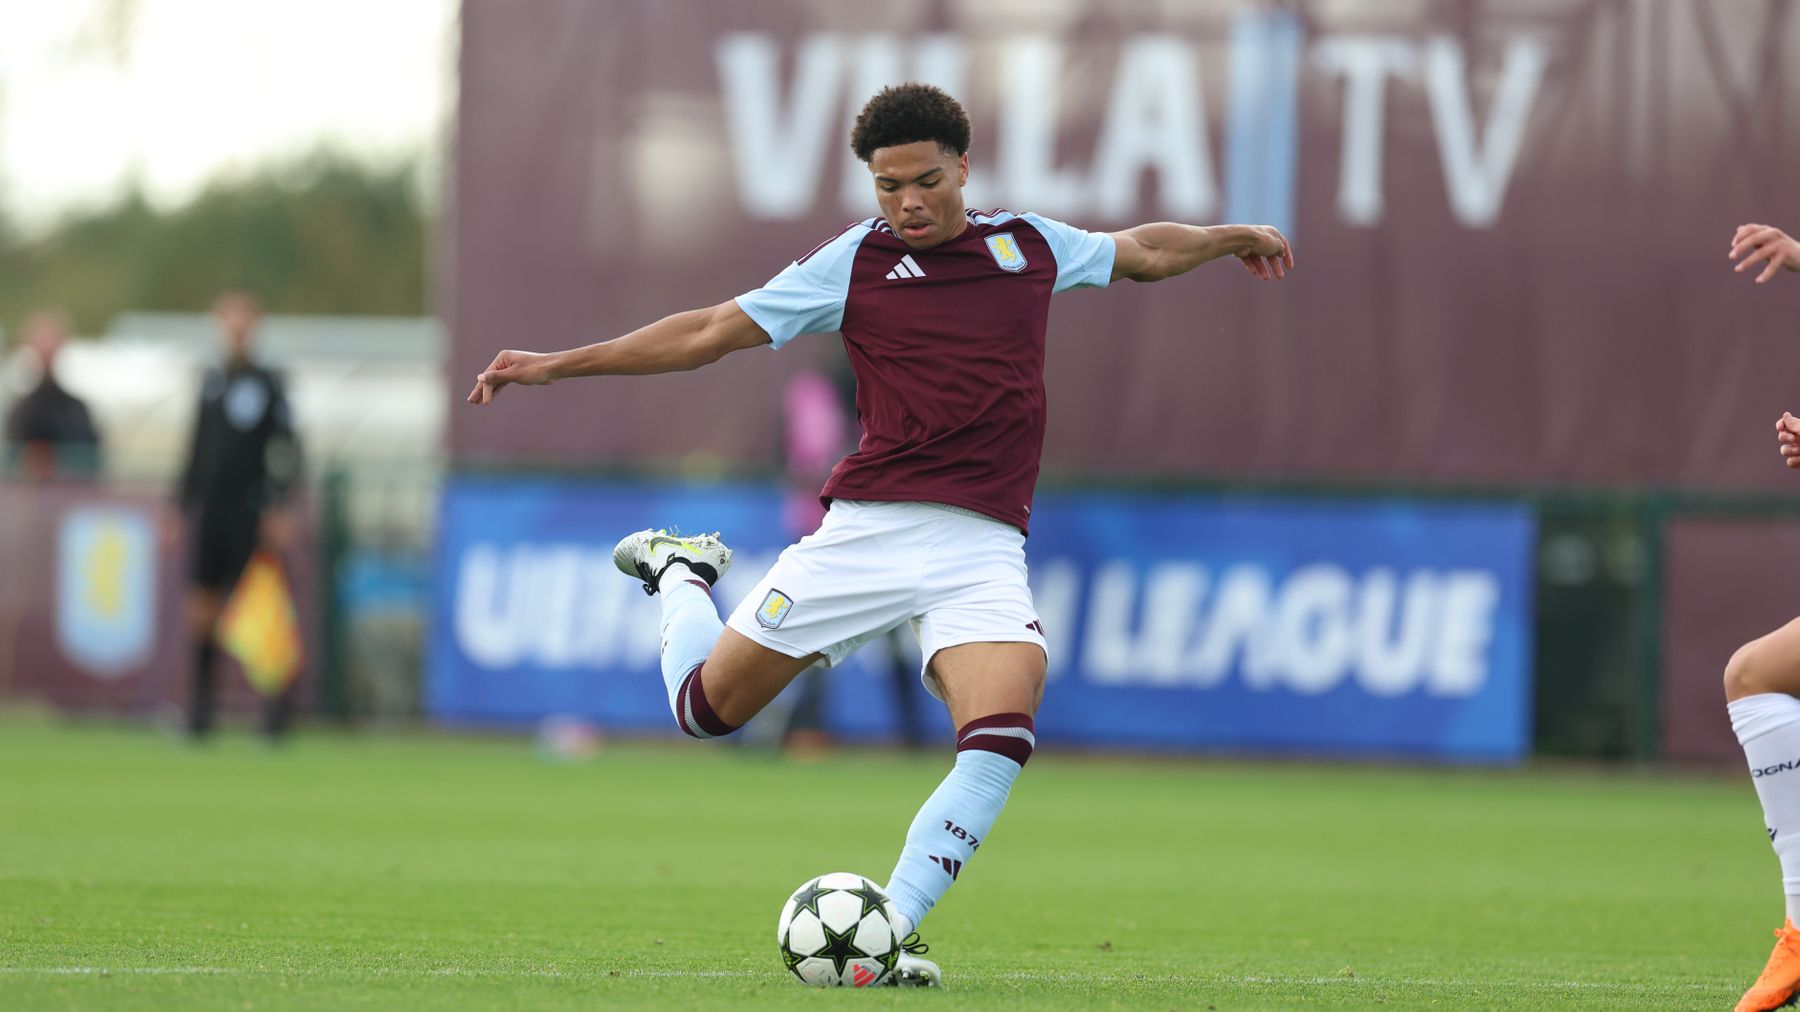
[1021,212,1116,293]
[734,226,866,349]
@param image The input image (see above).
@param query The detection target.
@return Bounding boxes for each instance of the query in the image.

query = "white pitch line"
[1225,975,1723,994]
[0,966,758,980]
[0,966,1733,994]
[426,968,751,979]
[0,967,232,976]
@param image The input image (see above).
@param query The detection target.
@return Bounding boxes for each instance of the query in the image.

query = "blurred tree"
[65,0,139,66]
[0,152,431,336]
[0,68,11,261]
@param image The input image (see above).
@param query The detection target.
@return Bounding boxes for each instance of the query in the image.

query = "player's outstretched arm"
[1731,223,1800,284]
[1109,223,1294,284]
[467,300,771,405]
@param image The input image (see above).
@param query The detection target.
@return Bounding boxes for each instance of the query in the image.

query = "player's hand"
[1731,224,1800,284]
[1778,412,1800,469]
[158,510,185,553]
[1238,225,1294,282]
[258,508,296,553]
[468,349,558,405]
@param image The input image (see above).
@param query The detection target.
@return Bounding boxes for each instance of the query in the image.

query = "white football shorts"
[724,499,1047,699]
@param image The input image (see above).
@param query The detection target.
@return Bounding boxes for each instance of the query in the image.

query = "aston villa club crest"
[56,507,157,678]
[985,232,1027,272]
[756,588,794,629]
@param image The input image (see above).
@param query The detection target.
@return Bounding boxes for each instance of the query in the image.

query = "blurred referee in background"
[171,289,303,740]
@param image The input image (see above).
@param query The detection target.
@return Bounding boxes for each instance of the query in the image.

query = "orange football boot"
[1738,918,1800,1012]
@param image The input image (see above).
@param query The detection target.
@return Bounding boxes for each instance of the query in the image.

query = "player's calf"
[884,711,1035,937]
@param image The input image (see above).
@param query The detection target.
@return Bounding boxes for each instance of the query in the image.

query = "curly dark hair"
[849,83,971,163]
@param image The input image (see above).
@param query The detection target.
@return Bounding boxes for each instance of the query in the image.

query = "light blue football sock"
[885,713,1035,935]
[657,562,724,720]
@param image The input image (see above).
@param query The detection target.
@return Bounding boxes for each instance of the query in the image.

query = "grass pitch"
[0,714,1776,1009]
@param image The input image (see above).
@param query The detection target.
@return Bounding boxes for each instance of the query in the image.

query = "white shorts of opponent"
[725,499,1048,699]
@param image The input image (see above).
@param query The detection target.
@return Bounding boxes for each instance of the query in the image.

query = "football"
[775,872,901,987]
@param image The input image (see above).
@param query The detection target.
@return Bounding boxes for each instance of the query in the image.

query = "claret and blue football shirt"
[736,209,1115,533]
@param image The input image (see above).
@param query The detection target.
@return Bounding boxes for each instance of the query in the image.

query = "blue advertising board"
[429,477,1535,761]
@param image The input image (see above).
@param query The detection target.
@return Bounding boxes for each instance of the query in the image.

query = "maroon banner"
[0,481,317,719]
[1661,517,1800,763]
[450,0,1800,489]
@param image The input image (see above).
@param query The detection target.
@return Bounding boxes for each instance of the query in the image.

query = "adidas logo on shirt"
[885,255,926,280]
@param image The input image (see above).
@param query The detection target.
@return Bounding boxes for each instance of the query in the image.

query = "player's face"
[23,313,69,368]
[213,295,261,358]
[868,142,968,250]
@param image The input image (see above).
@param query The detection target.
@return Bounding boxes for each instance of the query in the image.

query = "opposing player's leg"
[613,529,820,737]
[1725,616,1800,1011]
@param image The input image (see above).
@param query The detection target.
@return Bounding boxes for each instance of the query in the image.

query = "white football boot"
[886,933,942,987]
[611,529,732,596]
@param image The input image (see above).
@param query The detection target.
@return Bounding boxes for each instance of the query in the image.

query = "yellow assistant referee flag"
[216,551,304,696]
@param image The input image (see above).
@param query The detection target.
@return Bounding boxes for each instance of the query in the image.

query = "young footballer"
[1724,220,1800,1012]
[468,84,1294,985]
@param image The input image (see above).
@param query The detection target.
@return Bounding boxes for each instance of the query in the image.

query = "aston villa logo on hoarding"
[56,507,157,679]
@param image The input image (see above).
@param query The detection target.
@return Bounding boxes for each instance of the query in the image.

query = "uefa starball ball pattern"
[775,872,901,987]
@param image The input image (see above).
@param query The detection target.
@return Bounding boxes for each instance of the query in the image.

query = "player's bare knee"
[1725,641,1761,700]
[185,592,222,637]
[1725,637,1787,701]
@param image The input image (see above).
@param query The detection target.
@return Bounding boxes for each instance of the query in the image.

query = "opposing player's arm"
[1730,223,1800,284]
[1109,223,1294,283]
[1777,412,1800,470]
[466,300,770,405]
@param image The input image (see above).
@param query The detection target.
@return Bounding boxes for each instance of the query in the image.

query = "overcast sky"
[0,0,457,233]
